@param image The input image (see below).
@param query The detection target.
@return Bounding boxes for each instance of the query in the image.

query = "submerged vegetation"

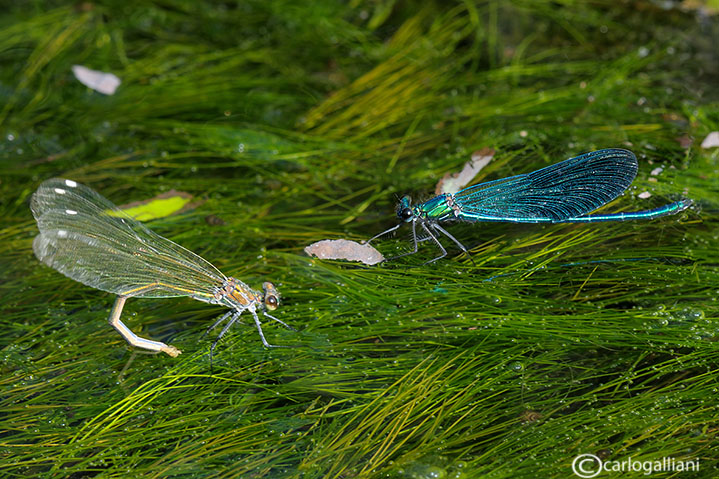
[1,1,718,477]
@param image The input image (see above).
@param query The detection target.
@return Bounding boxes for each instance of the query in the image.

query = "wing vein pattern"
[452,148,638,222]
[31,179,226,298]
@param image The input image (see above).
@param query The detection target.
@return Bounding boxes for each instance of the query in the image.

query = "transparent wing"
[31,178,226,299]
[452,149,638,222]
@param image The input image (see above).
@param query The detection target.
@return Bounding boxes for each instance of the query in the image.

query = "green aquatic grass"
[1,1,718,478]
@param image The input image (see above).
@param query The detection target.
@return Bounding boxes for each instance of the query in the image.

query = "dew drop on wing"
[32,234,56,265]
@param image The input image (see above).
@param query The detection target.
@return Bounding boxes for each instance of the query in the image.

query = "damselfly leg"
[419,222,447,264]
[366,223,402,245]
[431,223,476,265]
[384,218,420,261]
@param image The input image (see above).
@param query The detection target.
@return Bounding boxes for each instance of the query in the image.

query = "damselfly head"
[397,196,414,223]
[262,281,280,311]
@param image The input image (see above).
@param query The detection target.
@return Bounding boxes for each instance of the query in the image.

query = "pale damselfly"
[31,178,292,357]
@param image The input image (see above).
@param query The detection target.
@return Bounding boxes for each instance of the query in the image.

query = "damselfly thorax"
[212,277,278,311]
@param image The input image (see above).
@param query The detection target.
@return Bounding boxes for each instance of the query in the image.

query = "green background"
[1,1,717,478]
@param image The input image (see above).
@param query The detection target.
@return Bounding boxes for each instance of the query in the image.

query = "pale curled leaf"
[72,65,121,95]
[435,147,495,195]
[700,131,719,149]
[305,239,384,265]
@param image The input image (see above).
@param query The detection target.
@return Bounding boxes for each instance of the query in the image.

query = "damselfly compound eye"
[399,208,413,221]
[265,295,279,311]
[262,282,280,310]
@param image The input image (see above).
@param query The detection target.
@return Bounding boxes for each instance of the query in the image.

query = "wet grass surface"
[1,2,718,478]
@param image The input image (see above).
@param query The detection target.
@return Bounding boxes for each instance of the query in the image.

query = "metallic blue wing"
[451,148,638,223]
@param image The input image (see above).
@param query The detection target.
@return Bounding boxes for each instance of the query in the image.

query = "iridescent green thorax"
[413,194,456,221]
